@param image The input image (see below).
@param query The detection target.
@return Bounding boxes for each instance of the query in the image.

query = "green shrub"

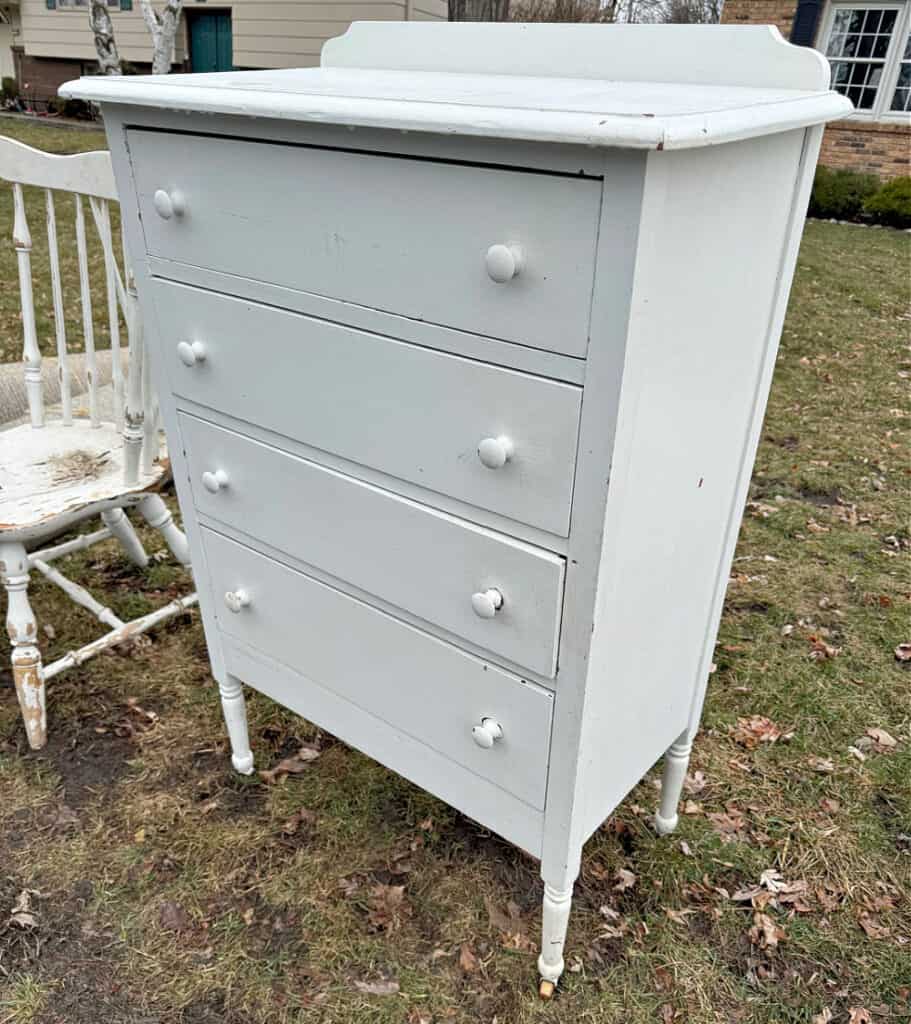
[864,176,911,229]
[1,76,18,102]
[809,166,879,220]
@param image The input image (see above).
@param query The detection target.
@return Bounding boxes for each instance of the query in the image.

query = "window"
[821,1,911,120]
[56,0,119,7]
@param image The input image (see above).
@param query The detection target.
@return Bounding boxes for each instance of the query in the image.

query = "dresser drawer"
[180,414,564,677]
[202,528,553,810]
[128,129,600,357]
[153,281,581,537]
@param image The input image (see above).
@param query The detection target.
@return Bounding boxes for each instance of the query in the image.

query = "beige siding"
[20,0,446,70]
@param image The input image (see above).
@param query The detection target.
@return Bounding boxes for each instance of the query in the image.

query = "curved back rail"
[0,135,154,486]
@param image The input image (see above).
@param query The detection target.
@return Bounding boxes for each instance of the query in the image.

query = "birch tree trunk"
[140,0,183,75]
[90,0,122,75]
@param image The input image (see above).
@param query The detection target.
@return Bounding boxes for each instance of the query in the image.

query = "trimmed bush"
[1,76,18,102]
[864,176,911,229]
[809,166,879,220]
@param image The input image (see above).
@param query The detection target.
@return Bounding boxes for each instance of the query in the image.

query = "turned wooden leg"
[101,507,149,568]
[138,494,191,568]
[1,542,46,749]
[219,673,254,775]
[538,881,574,998]
[655,731,693,836]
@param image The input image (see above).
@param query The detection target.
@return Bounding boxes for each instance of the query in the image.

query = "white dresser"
[62,24,849,995]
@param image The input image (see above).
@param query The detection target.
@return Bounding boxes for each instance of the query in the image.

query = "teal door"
[189,11,233,73]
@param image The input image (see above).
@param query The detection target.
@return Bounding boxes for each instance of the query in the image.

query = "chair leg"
[1,542,46,750]
[137,494,191,567]
[101,508,149,568]
[655,731,694,836]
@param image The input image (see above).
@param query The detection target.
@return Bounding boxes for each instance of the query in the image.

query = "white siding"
[20,0,446,70]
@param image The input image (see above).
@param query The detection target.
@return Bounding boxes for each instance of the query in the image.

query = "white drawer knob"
[477,436,514,470]
[471,588,503,620]
[176,340,207,367]
[201,469,229,494]
[485,243,524,284]
[224,589,250,613]
[472,717,503,749]
[153,188,186,220]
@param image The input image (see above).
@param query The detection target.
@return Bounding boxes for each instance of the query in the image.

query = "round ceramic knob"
[153,188,185,220]
[202,469,229,494]
[485,243,524,284]
[176,340,207,367]
[471,588,504,620]
[224,589,250,613]
[471,717,503,749]
[477,436,514,470]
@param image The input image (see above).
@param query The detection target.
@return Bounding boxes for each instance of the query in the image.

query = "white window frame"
[818,0,911,123]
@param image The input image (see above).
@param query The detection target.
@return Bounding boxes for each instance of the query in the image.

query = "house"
[4,0,445,103]
[722,1,910,178]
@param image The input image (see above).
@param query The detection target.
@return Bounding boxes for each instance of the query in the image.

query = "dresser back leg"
[537,880,575,998]
[2,542,46,750]
[655,730,694,836]
[218,673,254,775]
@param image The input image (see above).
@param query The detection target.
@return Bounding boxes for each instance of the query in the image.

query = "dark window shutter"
[120,0,133,9]
[46,0,56,9]
[791,0,823,47]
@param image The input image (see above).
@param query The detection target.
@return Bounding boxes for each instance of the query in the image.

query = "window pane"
[873,35,891,58]
[890,57,911,112]
[825,8,900,111]
[880,9,897,31]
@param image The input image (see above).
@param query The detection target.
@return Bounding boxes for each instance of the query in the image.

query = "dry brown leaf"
[731,715,782,749]
[866,727,897,749]
[281,807,317,835]
[614,868,636,892]
[665,908,694,925]
[857,912,890,940]
[683,770,706,794]
[158,900,191,932]
[848,1010,872,1024]
[808,636,840,660]
[707,807,747,842]
[354,979,400,996]
[259,746,321,784]
[811,1010,833,1024]
[367,884,410,933]
[459,943,479,973]
[894,643,911,663]
[749,911,786,950]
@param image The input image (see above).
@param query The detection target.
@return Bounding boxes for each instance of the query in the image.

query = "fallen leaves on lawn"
[811,1010,833,1024]
[707,806,748,843]
[614,868,636,892]
[259,745,321,784]
[731,715,782,749]
[158,900,191,932]
[749,911,786,950]
[732,870,812,913]
[857,911,890,940]
[353,978,400,996]
[808,636,840,660]
[866,726,898,750]
[367,883,411,933]
[8,889,41,929]
[486,898,536,952]
[894,643,911,663]
[848,1009,873,1024]
[459,942,480,973]
[683,771,706,794]
[281,807,317,835]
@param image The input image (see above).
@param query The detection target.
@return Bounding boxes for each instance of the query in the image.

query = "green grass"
[0,117,120,367]
[0,118,908,1024]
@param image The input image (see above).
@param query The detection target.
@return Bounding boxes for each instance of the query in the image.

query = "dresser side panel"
[572,129,810,844]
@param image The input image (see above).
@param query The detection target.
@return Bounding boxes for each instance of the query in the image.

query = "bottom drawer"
[201,528,554,811]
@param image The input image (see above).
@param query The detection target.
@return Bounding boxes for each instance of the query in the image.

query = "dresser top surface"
[61,23,850,151]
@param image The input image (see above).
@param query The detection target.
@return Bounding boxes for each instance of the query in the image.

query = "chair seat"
[0,419,167,533]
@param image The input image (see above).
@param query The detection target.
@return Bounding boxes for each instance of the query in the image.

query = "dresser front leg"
[538,881,574,999]
[655,731,693,836]
[218,673,254,775]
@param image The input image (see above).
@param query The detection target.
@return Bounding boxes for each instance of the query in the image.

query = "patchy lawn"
[0,119,909,1024]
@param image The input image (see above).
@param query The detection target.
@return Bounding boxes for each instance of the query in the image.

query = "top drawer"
[127,130,601,358]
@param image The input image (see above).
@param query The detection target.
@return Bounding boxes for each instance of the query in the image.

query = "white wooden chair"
[0,136,197,750]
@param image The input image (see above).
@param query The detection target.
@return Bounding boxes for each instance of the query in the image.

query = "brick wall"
[16,53,83,104]
[720,0,798,39]
[819,120,911,179]
[721,0,911,180]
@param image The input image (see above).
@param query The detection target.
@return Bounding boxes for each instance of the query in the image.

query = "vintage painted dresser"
[61,24,850,994]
